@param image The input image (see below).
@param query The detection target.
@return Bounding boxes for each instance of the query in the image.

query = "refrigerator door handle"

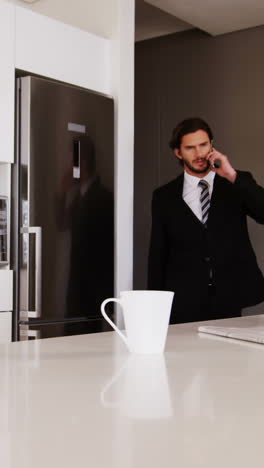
[73,139,81,179]
[21,226,42,318]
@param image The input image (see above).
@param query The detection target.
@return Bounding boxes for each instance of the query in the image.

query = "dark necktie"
[198,180,210,224]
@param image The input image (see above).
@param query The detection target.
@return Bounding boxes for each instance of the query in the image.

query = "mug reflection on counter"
[100,354,173,420]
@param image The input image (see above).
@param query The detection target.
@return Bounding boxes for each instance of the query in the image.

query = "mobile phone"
[210,140,221,168]
[212,160,221,169]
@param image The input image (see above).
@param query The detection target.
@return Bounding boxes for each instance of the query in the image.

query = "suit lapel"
[208,174,223,224]
[172,173,205,229]
[207,174,228,226]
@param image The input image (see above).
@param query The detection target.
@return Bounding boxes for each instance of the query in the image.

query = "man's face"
[175,129,212,176]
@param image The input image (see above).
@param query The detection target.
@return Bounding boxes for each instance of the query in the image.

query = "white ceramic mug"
[100,290,174,354]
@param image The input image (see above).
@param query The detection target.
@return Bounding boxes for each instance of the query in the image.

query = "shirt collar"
[184,169,215,188]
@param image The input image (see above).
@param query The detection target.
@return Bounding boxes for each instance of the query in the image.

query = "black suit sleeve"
[148,190,169,290]
[234,171,264,224]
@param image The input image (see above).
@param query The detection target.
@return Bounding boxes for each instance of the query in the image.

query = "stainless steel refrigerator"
[12,76,114,340]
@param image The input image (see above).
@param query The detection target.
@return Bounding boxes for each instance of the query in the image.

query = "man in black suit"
[148,117,264,323]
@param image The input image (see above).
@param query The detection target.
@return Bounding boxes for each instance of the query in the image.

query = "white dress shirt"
[183,170,215,222]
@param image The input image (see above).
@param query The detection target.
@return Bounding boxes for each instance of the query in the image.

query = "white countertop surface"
[1,314,264,468]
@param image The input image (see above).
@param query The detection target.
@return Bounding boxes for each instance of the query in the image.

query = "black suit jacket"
[148,171,264,322]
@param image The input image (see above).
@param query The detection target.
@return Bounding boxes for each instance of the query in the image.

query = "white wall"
[15,7,111,95]
[0,1,15,341]
[110,0,135,303]
[0,1,15,164]
[0,0,135,341]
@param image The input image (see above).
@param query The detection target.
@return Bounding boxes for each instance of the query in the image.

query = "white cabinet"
[0,269,12,343]
[0,1,14,344]
[0,270,13,312]
[0,312,11,343]
[0,1,15,164]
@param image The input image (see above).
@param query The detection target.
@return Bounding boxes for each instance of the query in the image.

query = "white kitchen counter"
[1,314,264,468]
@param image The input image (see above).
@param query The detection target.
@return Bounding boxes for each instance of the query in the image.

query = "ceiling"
[7,0,118,39]
[144,0,264,36]
[135,0,192,41]
[7,0,264,41]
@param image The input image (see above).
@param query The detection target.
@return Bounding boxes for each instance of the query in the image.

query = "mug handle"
[100,298,129,348]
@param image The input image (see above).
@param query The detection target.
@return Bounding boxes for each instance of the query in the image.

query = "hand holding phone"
[209,141,221,169]
[207,143,237,183]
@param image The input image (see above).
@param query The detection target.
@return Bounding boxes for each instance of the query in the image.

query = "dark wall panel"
[134,26,264,315]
